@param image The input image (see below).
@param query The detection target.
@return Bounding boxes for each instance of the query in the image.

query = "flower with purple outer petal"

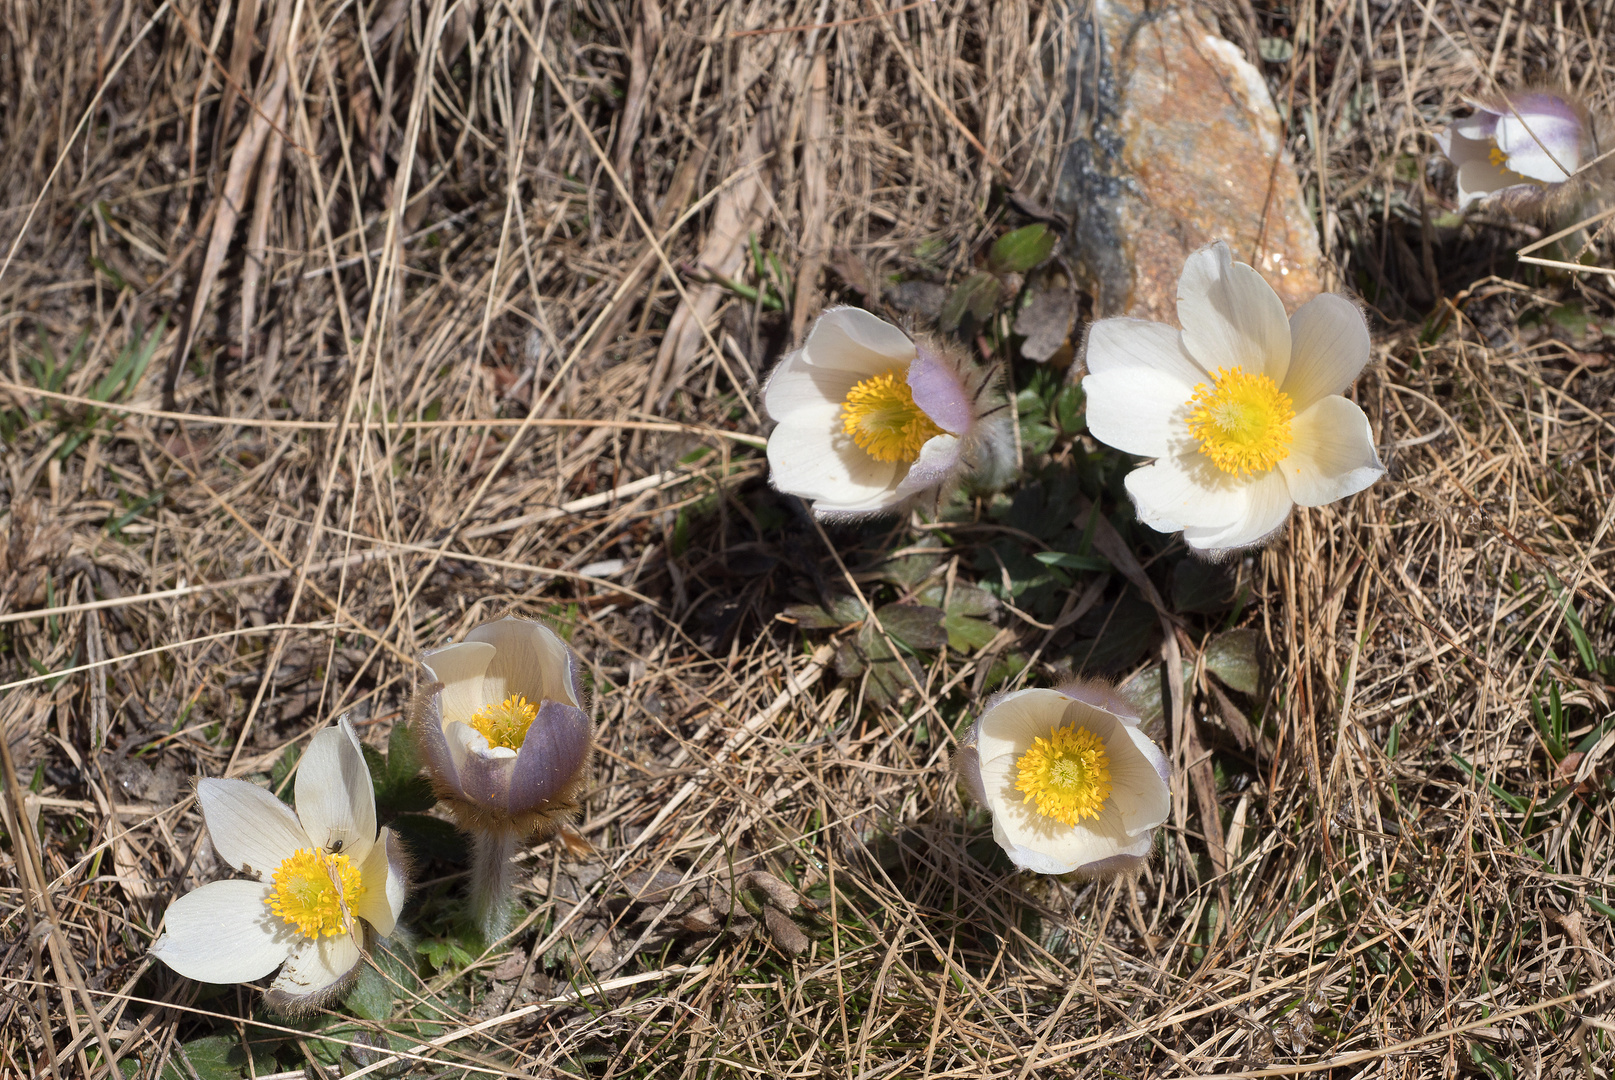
[1081,241,1384,557]
[410,617,592,838]
[1434,91,1595,211]
[762,307,1012,519]
[956,682,1170,877]
[149,716,409,1014]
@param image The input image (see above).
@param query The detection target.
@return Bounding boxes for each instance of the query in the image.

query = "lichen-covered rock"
[1055,0,1321,321]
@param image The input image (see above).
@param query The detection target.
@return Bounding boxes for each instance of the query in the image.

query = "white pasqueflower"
[412,616,593,941]
[150,716,408,1011]
[762,306,1011,519]
[1081,241,1384,556]
[1434,91,1593,211]
[957,682,1169,876]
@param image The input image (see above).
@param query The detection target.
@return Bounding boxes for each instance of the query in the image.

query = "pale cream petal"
[421,640,496,726]
[763,350,861,421]
[1124,451,1252,531]
[150,879,292,983]
[466,618,577,708]
[1180,468,1293,553]
[1455,159,1516,209]
[1104,725,1171,836]
[270,932,363,1000]
[1283,294,1370,411]
[1282,396,1384,507]
[986,762,1154,875]
[353,827,407,938]
[197,777,308,878]
[294,716,376,864]
[974,689,1079,766]
[1176,241,1291,385]
[803,306,916,374]
[767,403,899,505]
[1082,318,1203,459]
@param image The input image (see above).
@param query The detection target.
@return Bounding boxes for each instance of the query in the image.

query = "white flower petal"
[197,777,308,878]
[1180,468,1293,553]
[354,827,407,938]
[271,932,362,1000]
[1283,294,1371,411]
[763,350,861,421]
[466,618,578,708]
[1497,111,1582,181]
[974,689,1082,765]
[1082,319,1205,459]
[294,717,377,864]
[421,640,496,726]
[891,434,961,502]
[1106,725,1171,836]
[802,306,916,374]
[767,402,899,505]
[150,879,292,984]
[1176,241,1292,385]
[1455,159,1517,209]
[978,751,1153,874]
[1124,451,1253,531]
[1282,396,1384,507]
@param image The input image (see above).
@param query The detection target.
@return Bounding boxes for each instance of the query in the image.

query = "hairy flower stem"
[469,826,520,943]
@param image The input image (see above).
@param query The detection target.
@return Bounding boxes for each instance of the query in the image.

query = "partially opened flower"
[1435,91,1596,212]
[411,617,592,939]
[957,682,1169,876]
[150,716,408,1012]
[1081,242,1384,556]
[763,307,1011,519]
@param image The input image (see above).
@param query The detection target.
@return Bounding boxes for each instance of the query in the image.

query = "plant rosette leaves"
[1204,628,1263,696]
[159,1034,247,1080]
[917,583,1001,652]
[939,272,1003,332]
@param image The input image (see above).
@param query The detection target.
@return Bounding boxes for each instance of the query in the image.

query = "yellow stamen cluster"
[1186,367,1295,475]
[1015,723,1113,826]
[468,694,539,751]
[265,848,364,939]
[838,367,944,464]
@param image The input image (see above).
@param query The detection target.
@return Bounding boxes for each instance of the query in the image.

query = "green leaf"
[1054,384,1085,433]
[988,224,1056,274]
[160,1034,245,1080]
[377,723,436,814]
[938,272,1003,332]
[1034,551,1111,573]
[1467,1041,1513,1080]
[783,595,867,629]
[1020,419,1057,455]
[344,964,394,1021]
[875,603,948,652]
[1204,629,1262,695]
[1068,592,1157,674]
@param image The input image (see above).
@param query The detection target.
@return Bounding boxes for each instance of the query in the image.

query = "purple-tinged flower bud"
[956,681,1169,877]
[410,617,592,839]
[762,307,1013,520]
[1434,90,1603,214]
[410,617,593,941]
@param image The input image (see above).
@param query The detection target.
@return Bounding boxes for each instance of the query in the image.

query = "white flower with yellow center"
[1434,92,1593,211]
[1082,241,1384,556]
[149,717,407,1010]
[763,307,1011,518]
[957,683,1170,875]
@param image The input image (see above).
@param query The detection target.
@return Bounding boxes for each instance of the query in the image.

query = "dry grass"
[2,0,1615,1077]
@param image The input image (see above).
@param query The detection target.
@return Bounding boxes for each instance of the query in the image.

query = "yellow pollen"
[1015,723,1113,826]
[1488,144,1509,168]
[468,694,539,751]
[1186,367,1295,475]
[838,367,944,464]
[265,848,364,939]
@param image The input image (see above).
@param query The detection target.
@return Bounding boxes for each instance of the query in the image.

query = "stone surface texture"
[1056,0,1322,322]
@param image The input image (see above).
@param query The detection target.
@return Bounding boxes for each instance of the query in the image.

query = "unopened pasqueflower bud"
[762,307,1013,519]
[410,617,592,939]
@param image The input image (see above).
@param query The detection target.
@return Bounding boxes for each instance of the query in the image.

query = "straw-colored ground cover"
[2,0,1614,1076]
